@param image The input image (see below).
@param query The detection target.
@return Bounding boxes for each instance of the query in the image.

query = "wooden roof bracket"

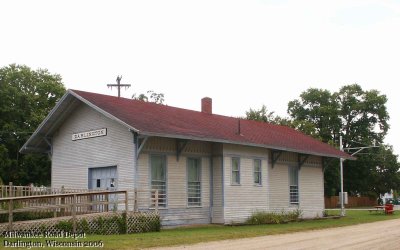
[176,139,189,161]
[298,154,309,170]
[271,150,282,169]
[133,132,149,160]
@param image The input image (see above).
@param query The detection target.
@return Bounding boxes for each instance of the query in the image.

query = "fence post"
[155,189,159,214]
[134,189,138,212]
[125,191,129,233]
[125,191,129,213]
[60,186,65,216]
[72,194,77,233]
[8,198,13,231]
[105,193,109,212]
[9,182,13,198]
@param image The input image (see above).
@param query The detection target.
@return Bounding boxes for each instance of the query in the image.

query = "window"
[253,159,262,185]
[231,157,240,184]
[289,166,299,204]
[187,158,201,206]
[151,155,167,207]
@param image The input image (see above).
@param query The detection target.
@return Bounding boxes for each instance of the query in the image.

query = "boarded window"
[187,158,201,206]
[151,155,167,207]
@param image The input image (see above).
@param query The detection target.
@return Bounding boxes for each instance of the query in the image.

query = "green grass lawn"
[3,210,400,250]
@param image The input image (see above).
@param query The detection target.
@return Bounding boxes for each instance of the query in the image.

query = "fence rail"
[325,196,377,208]
[0,184,160,233]
[0,182,90,198]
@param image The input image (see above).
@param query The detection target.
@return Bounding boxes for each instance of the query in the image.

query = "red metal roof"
[71,90,350,159]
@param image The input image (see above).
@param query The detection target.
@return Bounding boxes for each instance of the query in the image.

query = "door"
[88,166,118,211]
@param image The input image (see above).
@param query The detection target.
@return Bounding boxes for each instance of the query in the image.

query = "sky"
[1,0,399,154]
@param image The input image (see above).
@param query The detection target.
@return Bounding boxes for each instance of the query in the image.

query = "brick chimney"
[201,97,212,114]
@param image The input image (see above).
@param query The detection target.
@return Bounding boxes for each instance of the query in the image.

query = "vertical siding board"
[211,156,224,223]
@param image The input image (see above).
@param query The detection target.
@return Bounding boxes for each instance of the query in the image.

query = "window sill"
[231,183,241,186]
[187,205,202,208]
[149,207,168,210]
[254,184,263,187]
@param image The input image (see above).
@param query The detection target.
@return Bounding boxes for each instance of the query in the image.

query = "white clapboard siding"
[52,103,135,192]
[299,165,324,218]
[269,154,324,217]
[167,155,186,208]
[160,207,211,226]
[268,162,290,211]
[223,144,269,224]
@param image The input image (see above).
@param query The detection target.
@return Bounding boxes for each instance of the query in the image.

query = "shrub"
[246,210,302,225]
[147,214,161,232]
[55,220,73,231]
[116,213,127,234]
[0,211,54,223]
[79,218,90,232]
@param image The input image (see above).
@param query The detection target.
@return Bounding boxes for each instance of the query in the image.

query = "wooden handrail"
[0,190,127,202]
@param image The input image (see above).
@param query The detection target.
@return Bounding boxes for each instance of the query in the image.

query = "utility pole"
[107,75,131,97]
[339,136,379,217]
[339,136,345,216]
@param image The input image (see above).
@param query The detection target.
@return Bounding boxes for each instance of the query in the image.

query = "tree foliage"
[0,64,66,185]
[246,105,278,123]
[246,105,321,139]
[288,84,397,196]
[132,90,165,104]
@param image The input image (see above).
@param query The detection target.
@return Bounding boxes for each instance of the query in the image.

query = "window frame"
[150,154,167,208]
[253,159,262,186]
[231,157,241,185]
[186,157,202,207]
[289,166,299,204]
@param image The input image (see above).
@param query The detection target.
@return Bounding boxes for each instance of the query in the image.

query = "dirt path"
[154,219,400,250]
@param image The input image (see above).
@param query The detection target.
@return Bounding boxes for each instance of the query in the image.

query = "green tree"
[0,64,66,185]
[360,145,400,197]
[132,90,165,104]
[246,105,277,123]
[288,88,341,144]
[246,105,320,139]
[288,84,394,196]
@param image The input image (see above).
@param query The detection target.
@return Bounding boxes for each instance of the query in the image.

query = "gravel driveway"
[154,219,400,250]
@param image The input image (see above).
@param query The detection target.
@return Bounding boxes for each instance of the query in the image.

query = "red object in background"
[385,204,394,215]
